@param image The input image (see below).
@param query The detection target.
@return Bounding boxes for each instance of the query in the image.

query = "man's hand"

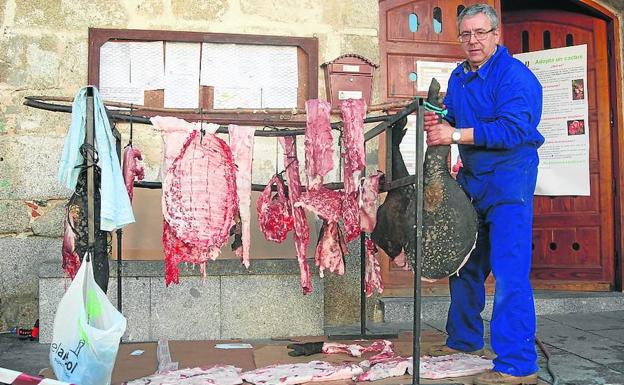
[424,109,454,146]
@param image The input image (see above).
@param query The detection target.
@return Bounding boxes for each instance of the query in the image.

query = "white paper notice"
[164,42,201,109]
[262,87,298,108]
[515,45,590,196]
[130,41,165,90]
[213,87,262,109]
[416,61,458,93]
[100,42,130,88]
[99,86,144,105]
[201,43,298,91]
[99,42,145,104]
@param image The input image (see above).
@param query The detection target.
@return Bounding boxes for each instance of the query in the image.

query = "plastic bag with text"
[49,253,126,385]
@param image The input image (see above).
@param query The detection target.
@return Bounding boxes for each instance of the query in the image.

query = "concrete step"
[381,291,624,323]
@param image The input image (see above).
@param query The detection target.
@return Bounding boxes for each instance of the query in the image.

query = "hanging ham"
[228,125,256,268]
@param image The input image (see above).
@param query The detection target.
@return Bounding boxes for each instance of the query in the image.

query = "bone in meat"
[161,130,237,285]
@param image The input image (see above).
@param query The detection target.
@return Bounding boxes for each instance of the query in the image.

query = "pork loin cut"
[257,174,294,243]
[228,125,256,268]
[304,99,334,190]
[280,136,313,294]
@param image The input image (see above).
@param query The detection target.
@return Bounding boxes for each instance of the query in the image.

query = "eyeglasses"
[458,28,496,43]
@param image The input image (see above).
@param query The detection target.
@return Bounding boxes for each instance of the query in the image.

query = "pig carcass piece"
[161,129,238,286]
[125,365,243,385]
[228,125,256,268]
[371,116,414,260]
[279,136,313,294]
[294,187,346,278]
[371,78,479,281]
[121,145,145,202]
[322,339,393,357]
[301,100,347,278]
[257,174,294,243]
[340,99,367,242]
[359,172,383,233]
[420,78,478,280]
[304,99,334,190]
[364,239,383,297]
[242,361,363,385]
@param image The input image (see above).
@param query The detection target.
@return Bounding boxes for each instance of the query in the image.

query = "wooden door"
[504,11,614,290]
[378,0,501,295]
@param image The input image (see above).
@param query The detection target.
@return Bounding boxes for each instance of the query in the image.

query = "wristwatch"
[451,129,461,144]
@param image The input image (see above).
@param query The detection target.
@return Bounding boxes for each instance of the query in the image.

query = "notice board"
[88,28,318,126]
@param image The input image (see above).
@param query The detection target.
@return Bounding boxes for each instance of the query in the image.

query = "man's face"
[458,13,500,69]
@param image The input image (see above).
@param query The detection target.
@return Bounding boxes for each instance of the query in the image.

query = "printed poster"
[515,45,590,196]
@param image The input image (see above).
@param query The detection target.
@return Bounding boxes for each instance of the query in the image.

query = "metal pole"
[85,87,95,263]
[412,105,425,385]
[360,231,366,336]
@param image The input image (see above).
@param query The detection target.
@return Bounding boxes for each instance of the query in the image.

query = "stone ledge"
[39,258,312,278]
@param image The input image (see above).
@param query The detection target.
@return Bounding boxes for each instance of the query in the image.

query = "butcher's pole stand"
[412,105,425,385]
[85,88,95,268]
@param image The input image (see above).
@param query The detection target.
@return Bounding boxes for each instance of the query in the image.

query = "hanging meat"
[340,98,367,242]
[161,129,238,285]
[304,99,334,190]
[314,221,347,278]
[122,145,144,202]
[257,174,294,243]
[359,172,383,233]
[228,125,256,268]
[371,79,478,281]
[280,136,313,294]
[370,116,414,260]
[364,239,383,297]
[420,78,478,280]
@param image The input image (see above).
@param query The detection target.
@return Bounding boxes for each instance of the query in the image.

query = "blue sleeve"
[472,68,543,149]
[443,79,456,126]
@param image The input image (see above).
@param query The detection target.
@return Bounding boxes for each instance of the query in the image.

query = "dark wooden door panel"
[380,3,615,292]
[504,10,614,287]
[379,0,501,293]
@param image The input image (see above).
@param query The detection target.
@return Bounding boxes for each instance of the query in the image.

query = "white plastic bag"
[50,253,127,385]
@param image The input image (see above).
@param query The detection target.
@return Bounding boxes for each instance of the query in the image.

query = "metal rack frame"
[25,94,437,385]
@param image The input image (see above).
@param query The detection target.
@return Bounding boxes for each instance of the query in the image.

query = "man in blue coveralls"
[423,4,543,385]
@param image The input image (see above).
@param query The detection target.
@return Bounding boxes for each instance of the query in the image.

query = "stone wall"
[0,0,380,332]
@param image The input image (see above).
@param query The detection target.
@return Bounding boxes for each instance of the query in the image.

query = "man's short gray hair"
[457,3,499,31]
